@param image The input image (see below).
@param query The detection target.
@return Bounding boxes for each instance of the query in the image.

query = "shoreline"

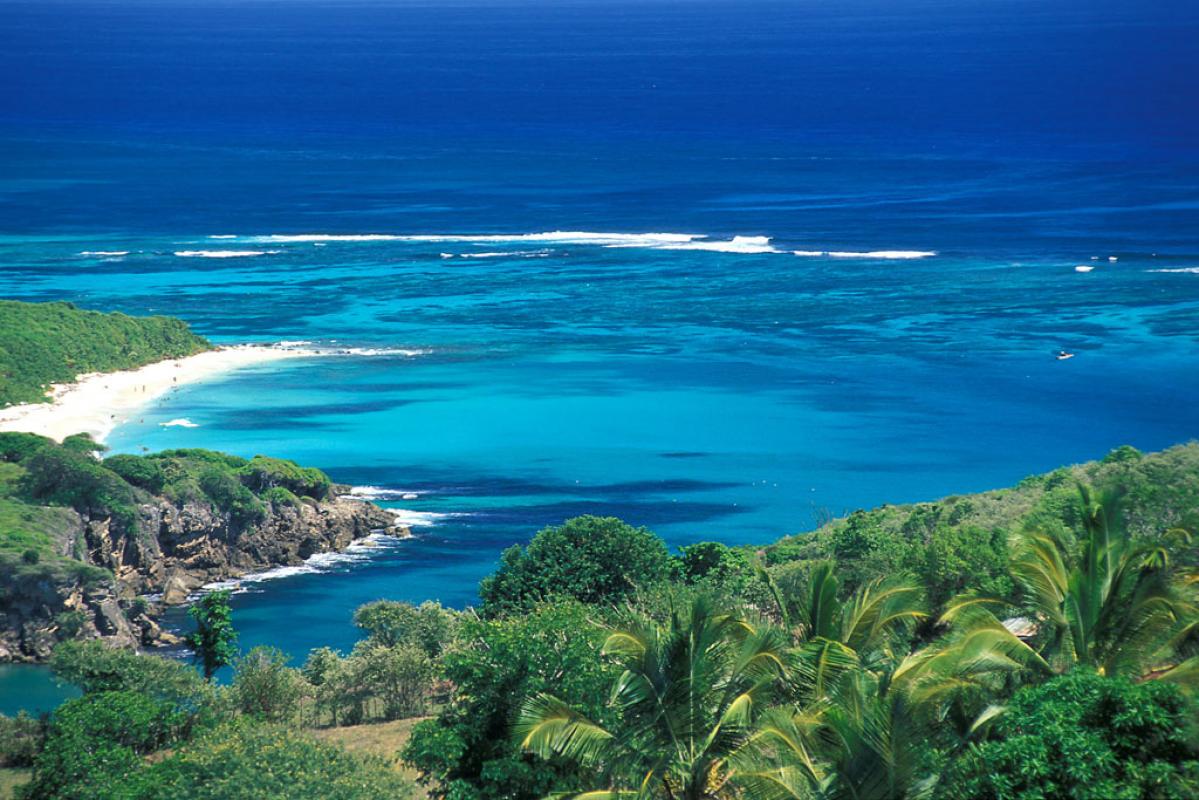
[0,344,319,443]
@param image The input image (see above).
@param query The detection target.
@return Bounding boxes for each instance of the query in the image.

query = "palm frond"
[516,693,615,767]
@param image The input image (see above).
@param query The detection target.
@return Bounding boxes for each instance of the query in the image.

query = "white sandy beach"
[0,345,318,443]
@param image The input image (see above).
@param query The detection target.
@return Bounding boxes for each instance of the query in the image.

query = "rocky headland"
[0,434,408,662]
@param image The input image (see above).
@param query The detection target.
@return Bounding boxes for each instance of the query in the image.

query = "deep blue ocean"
[2,0,1198,710]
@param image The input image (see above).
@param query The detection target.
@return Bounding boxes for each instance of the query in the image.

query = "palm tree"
[764,561,928,702]
[738,564,1028,800]
[943,485,1198,686]
[515,595,792,799]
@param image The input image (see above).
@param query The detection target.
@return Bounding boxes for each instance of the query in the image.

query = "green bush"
[104,454,166,495]
[478,515,675,617]
[238,456,332,501]
[50,641,210,709]
[197,467,264,525]
[353,599,458,656]
[128,718,414,799]
[53,610,88,639]
[60,433,105,457]
[261,486,301,508]
[19,690,190,800]
[350,641,436,721]
[0,432,52,463]
[403,602,617,799]
[19,446,139,530]
[0,712,44,768]
[937,671,1199,800]
[20,548,38,565]
[231,647,305,724]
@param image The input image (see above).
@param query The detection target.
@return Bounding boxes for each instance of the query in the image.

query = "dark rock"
[0,493,406,662]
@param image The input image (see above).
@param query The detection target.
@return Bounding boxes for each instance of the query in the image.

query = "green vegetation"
[0,715,42,770]
[518,595,793,799]
[403,601,618,799]
[937,671,1199,800]
[478,515,675,617]
[353,600,458,656]
[188,590,239,681]
[8,442,1199,798]
[0,300,211,407]
[0,433,336,575]
[0,769,29,800]
[129,719,412,800]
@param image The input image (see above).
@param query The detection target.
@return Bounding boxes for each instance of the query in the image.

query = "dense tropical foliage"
[0,300,210,407]
[3,442,1199,799]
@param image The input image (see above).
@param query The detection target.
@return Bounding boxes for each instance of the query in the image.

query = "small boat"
[1074,265,1095,273]
[1056,350,1075,361]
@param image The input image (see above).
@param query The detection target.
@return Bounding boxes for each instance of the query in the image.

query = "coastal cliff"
[0,434,405,662]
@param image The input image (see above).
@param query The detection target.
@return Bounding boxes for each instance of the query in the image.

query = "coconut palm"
[515,595,792,799]
[764,561,928,703]
[942,484,1199,686]
[737,648,1013,800]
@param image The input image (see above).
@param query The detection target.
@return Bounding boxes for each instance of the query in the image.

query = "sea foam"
[174,250,278,258]
[656,235,780,254]
[79,250,130,257]
[458,250,553,259]
[335,347,430,357]
[1147,267,1199,274]
[251,234,405,242]
[197,532,407,595]
[794,250,937,259]
[826,250,937,259]
[396,231,700,247]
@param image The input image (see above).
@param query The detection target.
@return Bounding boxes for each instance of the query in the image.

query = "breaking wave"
[174,250,279,258]
[197,532,408,595]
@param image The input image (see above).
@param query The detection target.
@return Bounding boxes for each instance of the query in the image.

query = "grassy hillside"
[0,300,211,407]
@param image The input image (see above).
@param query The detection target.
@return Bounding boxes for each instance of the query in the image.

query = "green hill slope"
[0,301,211,407]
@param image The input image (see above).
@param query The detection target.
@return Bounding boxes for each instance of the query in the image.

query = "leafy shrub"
[197,467,264,524]
[127,718,414,799]
[351,642,436,720]
[0,432,52,463]
[19,690,191,800]
[238,456,332,501]
[478,515,674,617]
[261,486,301,508]
[19,446,139,530]
[0,712,44,768]
[50,641,210,708]
[60,433,105,457]
[231,647,305,724]
[403,602,617,800]
[54,610,88,639]
[937,671,1199,800]
[104,454,166,495]
[353,599,458,656]
[21,548,38,565]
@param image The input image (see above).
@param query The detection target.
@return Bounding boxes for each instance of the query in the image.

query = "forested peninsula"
[2,441,1197,799]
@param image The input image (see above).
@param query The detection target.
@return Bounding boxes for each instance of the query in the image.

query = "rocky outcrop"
[0,489,405,662]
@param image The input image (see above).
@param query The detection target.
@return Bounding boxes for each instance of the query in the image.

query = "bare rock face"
[0,491,405,662]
